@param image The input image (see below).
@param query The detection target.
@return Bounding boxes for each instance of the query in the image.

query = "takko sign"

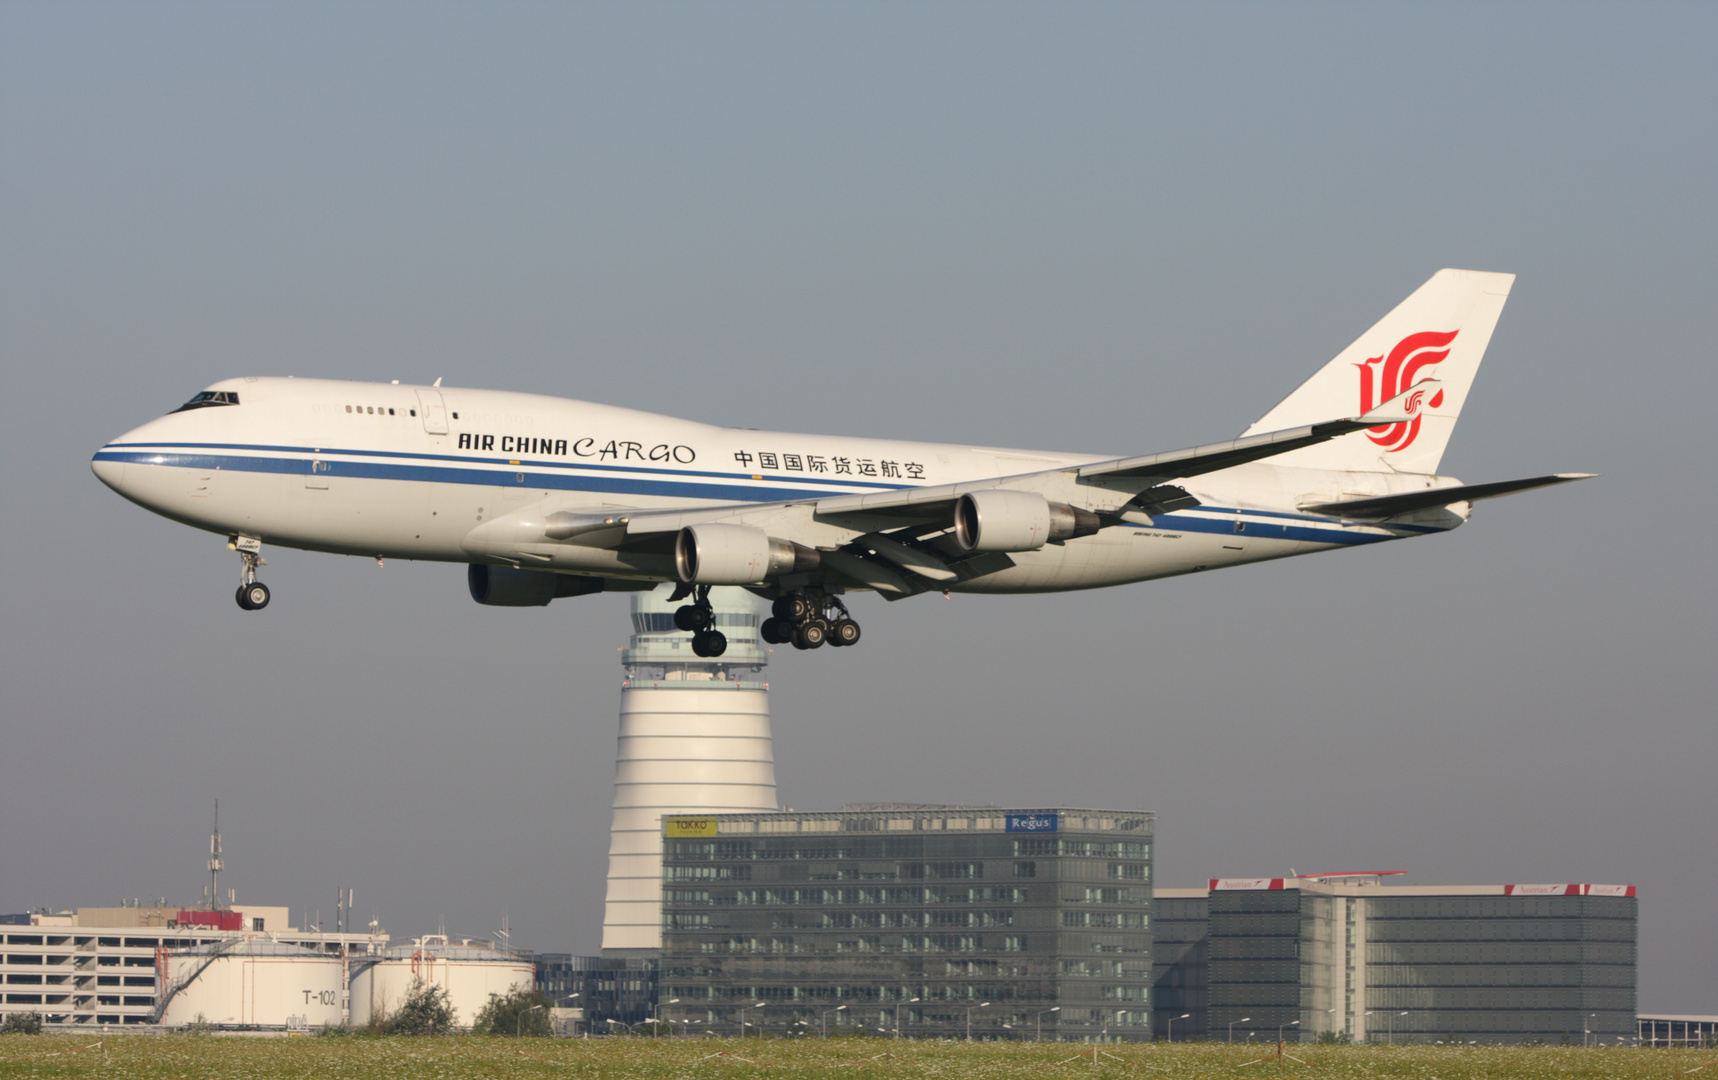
[664,817,718,838]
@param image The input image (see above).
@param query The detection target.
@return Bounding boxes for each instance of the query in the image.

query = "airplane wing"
[1299,473,1595,520]
[499,381,1453,596]
[618,379,1446,535]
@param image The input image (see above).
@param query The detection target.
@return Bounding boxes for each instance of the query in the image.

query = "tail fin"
[1241,268,1515,474]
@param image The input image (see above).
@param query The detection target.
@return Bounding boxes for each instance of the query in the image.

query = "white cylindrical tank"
[348,938,535,1029]
[160,940,343,1028]
[601,585,777,954]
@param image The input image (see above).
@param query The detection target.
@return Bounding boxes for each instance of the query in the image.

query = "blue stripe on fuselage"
[98,440,905,492]
[96,445,1445,546]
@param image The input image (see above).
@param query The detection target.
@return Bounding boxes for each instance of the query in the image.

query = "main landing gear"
[231,536,270,611]
[673,585,728,658]
[761,590,861,651]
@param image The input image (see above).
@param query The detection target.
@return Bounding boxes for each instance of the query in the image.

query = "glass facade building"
[1200,878,1637,1045]
[1150,889,1209,1041]
[658,806,1154,1041]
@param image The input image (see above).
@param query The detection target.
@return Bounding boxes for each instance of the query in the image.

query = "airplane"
[92,268,1590,656]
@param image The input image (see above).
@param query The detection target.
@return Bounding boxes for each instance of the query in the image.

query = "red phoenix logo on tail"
[1357,329,1457,452]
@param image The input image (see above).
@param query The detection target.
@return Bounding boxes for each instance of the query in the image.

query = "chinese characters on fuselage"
[732,450,925,480]
[456,432,696,463]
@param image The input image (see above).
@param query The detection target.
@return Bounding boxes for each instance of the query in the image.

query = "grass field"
[2,1035,1710,1079]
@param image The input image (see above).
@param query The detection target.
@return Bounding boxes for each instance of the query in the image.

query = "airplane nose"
[91,454,127,493]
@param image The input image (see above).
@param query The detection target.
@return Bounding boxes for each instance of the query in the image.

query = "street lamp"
[645,997,679,1036]
[1278,1019,1300,1044]
[1229,1016,1252,1043]
[517,1003,544,1038]
[1585,1013,1596,1048]
[1165,1012,1189,1043]
[1390,1011,1408,1046]
[821,1004,847,1038]
[1102,1009,1127,1042]
[896,996,919,1039]
[1036,1006,1062,1043]
[965,1001,990,1041]
[750,1000,767,1039]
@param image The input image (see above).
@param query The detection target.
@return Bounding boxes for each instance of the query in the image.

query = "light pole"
[821,1004,847,1038]
[1165,1012,1189,1043]
[1229,1016,1252,1043]
[646,997,679,1036]
[965,1001,990,1041]
[895,997,919,1040]
[1278,1018,1300,1044]
[1389,1011,1407,1046]
[1036,1006,1062,1042]
[1585,1013,1596,1048]
[1101,1009,1127,1042]
[517,1003,544,1038]
[750,1000,766,1039]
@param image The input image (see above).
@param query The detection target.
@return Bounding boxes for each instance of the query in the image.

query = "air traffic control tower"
[600,586,776,957]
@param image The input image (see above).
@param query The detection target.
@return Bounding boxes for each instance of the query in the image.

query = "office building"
[659,806,1154,1041]
[1150,888,1209,1041]
[1184,875,1636,1045]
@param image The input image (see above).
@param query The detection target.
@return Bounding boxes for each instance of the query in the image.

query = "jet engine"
[468,564,605,606]
[953,490,1100,553]
[674,523,820,584]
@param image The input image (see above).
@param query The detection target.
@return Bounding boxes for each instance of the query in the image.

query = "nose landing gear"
[762,590,861,651]
[230,536,270,611]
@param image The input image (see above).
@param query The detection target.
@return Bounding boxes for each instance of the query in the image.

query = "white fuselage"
[92,377,1464,594]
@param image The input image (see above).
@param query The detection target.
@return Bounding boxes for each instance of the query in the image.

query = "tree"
[385,977,456,1035]
[1,1011,43,1034]
[472,986,553,1037]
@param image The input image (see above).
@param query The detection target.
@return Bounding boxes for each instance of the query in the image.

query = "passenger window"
[346,405,353,413]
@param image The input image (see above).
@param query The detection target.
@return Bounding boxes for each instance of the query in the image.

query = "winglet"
[1354,380,1442,426]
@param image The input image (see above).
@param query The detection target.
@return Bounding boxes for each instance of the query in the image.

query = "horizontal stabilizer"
[1301,473,1595,519]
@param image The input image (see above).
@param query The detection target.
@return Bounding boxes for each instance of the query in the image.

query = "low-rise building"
[1155,875,1636,1045]
[0,905,385,1029]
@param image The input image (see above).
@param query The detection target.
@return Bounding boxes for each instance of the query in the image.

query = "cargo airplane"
[93,269,1590,655]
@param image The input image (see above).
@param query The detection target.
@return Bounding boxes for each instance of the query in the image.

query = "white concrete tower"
[600,586,775,956]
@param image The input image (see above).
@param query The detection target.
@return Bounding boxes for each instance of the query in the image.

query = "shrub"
[385,977,456,1035]
[471,987,553,1037]
[1,1011,43,1034]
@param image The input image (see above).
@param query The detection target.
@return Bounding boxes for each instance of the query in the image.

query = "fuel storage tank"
[159,939,343,1029]
[348,937,535,1029]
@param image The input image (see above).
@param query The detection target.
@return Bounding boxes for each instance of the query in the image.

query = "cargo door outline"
[416,389,449,435]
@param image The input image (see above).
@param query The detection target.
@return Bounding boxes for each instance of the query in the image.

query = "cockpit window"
[171,390,240,413]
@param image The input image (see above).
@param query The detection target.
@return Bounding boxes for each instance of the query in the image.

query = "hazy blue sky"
[2,3,1713,1011]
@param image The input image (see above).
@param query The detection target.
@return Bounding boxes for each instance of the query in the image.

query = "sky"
[1,2,1713,1012]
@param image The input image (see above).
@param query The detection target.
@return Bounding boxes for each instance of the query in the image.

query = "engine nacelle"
[674,523,820,584]
[468,564,604,606]
[954,490,1100,553]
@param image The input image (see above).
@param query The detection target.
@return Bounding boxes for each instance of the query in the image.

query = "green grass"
[1,1034,1708,1079]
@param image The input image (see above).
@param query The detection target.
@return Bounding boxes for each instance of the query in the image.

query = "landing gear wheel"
[794,619,828,650]
[236,581,271,611]
[691,629,728,658]
[675,604,711,632]
[773,595,810,621]
[760,617,793,645]
[830,619,861,647]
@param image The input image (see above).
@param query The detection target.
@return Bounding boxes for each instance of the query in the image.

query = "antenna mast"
[208,798,225,910]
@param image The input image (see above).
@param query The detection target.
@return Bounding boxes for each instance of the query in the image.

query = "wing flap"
[1300,473,1595,519]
